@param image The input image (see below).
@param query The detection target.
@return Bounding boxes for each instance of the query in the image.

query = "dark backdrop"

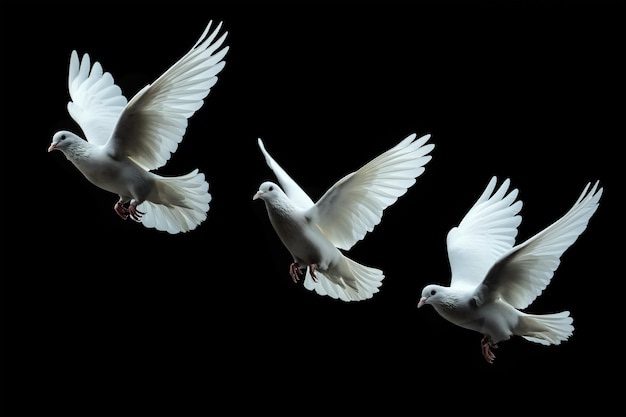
[2,1,624,416]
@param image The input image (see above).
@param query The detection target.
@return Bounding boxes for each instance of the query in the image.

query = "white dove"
[253,133,435,302]
[417,176,602,363]
[48,21,229,234]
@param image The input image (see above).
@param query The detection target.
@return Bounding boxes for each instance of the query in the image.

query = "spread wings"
[259,133,434,251]
[67,21,229,171]
[474,181,602,309]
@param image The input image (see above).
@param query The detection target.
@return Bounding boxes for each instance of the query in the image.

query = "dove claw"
[289,263,321,283]
[289,263,303,283]
[114,202,129,220]
[309,264,319,282]
[128,204,145,222]
[481,336,497,364]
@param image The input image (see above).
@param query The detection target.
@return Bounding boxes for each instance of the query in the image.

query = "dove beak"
[253,191,263,200]
[417,297,427,308]
[47,143,57,152]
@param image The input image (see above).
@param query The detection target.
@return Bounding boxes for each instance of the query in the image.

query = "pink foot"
[114,202,129,220]
[480,336,498,364]
[289,263,320,283]
[289,263,304,283]
[128,204,145,222]
[309,264,319,282]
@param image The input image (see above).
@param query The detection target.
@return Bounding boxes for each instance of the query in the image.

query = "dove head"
[417,284,447,308]
[253,181,284,202]
[48,130,83,153]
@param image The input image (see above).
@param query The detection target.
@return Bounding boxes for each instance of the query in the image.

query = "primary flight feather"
[48,21,229,233]
[253,133,434,302]
[417,177,603,363]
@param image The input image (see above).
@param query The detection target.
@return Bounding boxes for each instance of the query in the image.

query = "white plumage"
[48,21,229,233]
[418,177,602,363]
[253,133,435,301]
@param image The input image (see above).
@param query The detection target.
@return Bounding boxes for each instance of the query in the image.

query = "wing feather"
[66,51,127,145]
[257,138,314,209]
[309,133,434,250]
[475,181,603,309]
[447,177,523,290]
[106,20,229,170]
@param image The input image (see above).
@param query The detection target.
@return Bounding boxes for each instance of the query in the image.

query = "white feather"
[418,177,602,363]
[254,133,434,301]
[49,21,228,234]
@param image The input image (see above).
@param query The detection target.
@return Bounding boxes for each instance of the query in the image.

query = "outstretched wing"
[309,133,434,250]
[257,138,314,209]
[107,20,229,170]
[474,181,602,309]
[447,177,523,290]
[66,51,128,146]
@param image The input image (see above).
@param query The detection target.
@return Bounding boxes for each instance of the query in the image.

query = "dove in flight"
[253,133,435,301]
[417,176,602,363]
[48,21,229,234]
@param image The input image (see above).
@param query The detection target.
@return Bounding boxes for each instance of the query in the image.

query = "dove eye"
[269,186,274,191]
[60,134,66,140]
[430,289,436,296]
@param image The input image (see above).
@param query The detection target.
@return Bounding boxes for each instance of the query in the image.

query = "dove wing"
[474,181,602,309]
[309,133,434,250]
[258,138,314,209]
[66,51,128,146]
[447,177,523,290]
[106,20,229,170]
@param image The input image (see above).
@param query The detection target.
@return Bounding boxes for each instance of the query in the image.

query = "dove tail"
[519,311,574,345]
[139,169,211,234]
[303,255,385,302]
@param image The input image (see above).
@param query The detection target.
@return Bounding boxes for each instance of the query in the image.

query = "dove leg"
[114,199,129,220]
[480,336,498,364]
[289,263,304,283]
[128,201,145,222]
[308,264,319,282]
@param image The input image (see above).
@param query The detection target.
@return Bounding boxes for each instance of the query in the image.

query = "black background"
[2,1,625,416]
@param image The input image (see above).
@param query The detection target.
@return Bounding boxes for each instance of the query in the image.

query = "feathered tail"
[303,255,385,302]
[518,311,574,345]
[139,169,211,234]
